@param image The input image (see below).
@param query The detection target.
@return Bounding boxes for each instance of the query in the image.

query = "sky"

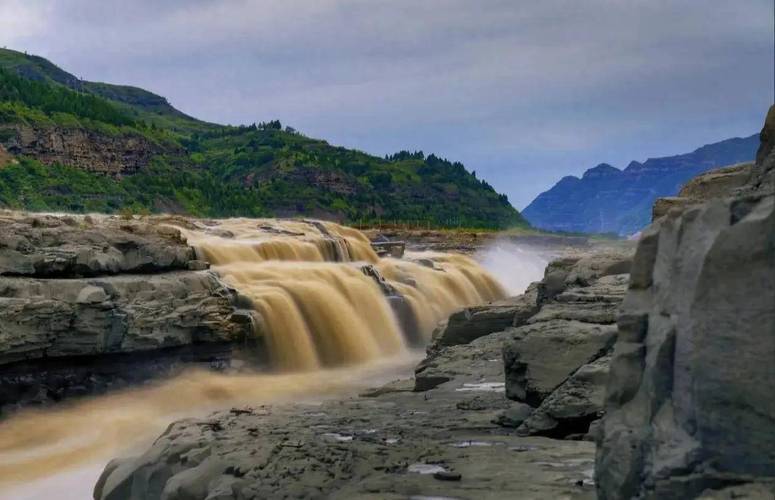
[1,0,772,209]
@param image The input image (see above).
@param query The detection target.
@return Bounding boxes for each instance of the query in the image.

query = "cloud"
[0,0,772,208]
[0,1,52,47]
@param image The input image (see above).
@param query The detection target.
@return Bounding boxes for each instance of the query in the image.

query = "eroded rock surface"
[0,124,181,177]
[91,240,641,499]
[0,213,194,277]
[0,213,254,411]
[495,251,631,439]
[596,105,775,499]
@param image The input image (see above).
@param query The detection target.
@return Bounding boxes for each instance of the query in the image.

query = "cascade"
[176,218,506,369]
[0,217,507,488]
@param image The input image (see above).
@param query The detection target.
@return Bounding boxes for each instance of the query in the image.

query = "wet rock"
[187,259,210,271]
[94,377,597,500]
[0,271,251,410]
[595,105,775,500]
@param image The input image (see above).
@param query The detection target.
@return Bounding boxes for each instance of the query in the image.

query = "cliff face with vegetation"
[0,49,524,229]
[522,135,759,236]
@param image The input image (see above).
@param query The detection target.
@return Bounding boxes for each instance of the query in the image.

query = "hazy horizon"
[1,0,772,209]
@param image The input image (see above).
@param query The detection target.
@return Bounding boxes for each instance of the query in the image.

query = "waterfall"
[0,218,507,490]
[178,218,505,369]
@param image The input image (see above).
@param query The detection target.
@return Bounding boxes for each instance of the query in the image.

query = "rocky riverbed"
[93,247,634,499]
[93,105,775,500]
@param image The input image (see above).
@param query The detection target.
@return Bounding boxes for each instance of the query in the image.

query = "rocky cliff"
[0,124,179,176]
[595,105,775,499]
[0,213,253,413]
[522,135,759,236]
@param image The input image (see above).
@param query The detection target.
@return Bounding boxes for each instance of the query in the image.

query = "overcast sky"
[1,0,772,208]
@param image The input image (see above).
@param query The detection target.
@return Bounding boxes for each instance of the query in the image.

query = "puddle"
[455,382,505,393]
[408,463,447,474]
[450,440,502,448]
[322,432,353,442]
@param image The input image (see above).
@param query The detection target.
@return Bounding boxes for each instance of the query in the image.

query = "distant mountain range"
[521,135,759,235]
[0,48,524,229]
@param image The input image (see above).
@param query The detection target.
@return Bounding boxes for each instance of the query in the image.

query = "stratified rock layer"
[0,213,252,411]
[0,124,180,176]
[595,105,775,499]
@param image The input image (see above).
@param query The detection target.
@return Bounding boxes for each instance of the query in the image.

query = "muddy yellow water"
[0,218,506,490]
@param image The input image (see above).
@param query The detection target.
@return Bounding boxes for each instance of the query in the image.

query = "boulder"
[563,252,632,287]
[502,320,616,406]
[595,105,775,500]
[517,355,610,438]
[415,329,513,391]
[429,287,538,349]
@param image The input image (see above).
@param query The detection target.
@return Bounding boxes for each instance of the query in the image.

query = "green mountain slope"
[0,48,525,229]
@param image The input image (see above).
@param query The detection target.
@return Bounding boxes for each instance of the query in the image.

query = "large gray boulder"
[429,286,539,349]
[595,105,775,499]
[503,320,616,406]
[517,354,610,438]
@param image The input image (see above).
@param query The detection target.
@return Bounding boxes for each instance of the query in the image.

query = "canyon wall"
[595,105,775,499]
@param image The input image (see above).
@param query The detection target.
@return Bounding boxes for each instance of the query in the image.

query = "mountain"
[0,48,525,229]
[521,135,759,235]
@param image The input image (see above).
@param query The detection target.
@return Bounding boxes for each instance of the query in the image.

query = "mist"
[475,241,549,296]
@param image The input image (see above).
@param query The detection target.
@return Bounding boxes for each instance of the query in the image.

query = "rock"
[564,253,632,287]
[527,301,619,324]
[0,271,251,410]
[652,196,692,220]
[75,285,108,304]
[697,483,775,499]
[429,289,538,349]
[652,163,754,220]
[503,320,616,406]
[0,213,194,277]
[595,105,775,500]
[678,162,753,200]
[187,259,210,271]
[433,471,462,481]
[556,273,629,303]
[493,402,534,428]
[93,375,598,500]
[415,329,513,392]
[517,355,610,438]
[1,123,182,176]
